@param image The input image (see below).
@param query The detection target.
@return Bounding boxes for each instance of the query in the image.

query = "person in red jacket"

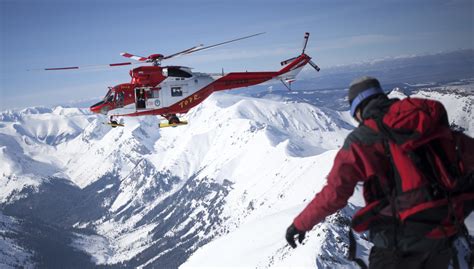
[285,76,474,269]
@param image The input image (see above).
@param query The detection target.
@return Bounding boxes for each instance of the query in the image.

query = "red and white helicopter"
[44,32,320,127]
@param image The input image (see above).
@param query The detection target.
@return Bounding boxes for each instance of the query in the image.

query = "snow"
[412,88,474,136]
[0,106,97,203]
[71,233,111,264]
[73,223,158,265]
[0,82,472,268]
[0,175,42,204]
[182,149,341,268]
[11,92,351,266]
[0,213,34,269]
[389,86,474,136]
[97,183,114,193]
[180,87,474,268]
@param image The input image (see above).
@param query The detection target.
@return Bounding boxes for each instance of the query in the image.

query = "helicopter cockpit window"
[115,91,124,108]
[104,89,114,102]
[166,67,192,78]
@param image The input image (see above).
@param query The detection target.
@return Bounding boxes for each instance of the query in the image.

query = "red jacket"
[293,97,474,233]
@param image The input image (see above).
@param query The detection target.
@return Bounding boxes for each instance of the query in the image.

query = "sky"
[0,0,473,110]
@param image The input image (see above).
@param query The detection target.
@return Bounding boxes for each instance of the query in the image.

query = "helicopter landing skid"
[105,116,124,128]
[104,121,125,128]
[159,120,188,128]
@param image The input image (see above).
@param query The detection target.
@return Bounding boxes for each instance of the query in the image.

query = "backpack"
[349,97,474,267]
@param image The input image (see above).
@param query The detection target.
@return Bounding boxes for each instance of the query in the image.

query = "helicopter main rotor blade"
[32,32,265,71]
[164,32,265,59]
[120,52,148,62]
[162,45,203,60]
[31,61,138,71]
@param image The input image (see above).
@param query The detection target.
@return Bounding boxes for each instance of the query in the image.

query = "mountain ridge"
[0,83,472,268]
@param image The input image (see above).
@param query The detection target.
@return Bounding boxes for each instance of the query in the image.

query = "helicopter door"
[135,88,147,109]
[135,87,161,110]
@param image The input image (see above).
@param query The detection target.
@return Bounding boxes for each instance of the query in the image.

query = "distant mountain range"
[299,49,474,88]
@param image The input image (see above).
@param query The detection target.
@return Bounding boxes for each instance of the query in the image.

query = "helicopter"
[43,32,320,128]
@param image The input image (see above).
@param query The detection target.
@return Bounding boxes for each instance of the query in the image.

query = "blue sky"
[0,0,473,109]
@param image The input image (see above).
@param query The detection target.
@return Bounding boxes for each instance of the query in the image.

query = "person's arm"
[293,146,366,232]
[456,132,474,172]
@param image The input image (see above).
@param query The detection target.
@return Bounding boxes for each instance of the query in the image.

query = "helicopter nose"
[90,105,101,114]
[90,101,107,114]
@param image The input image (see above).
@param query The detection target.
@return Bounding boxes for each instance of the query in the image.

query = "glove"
[286,223,306,248]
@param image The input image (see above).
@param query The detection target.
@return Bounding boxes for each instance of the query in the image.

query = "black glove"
[285,223,306,248]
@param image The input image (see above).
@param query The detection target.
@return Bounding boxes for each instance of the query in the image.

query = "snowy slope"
[414,87,474,135]
[181,86,474,268]
[57,92,354,267]
[0,83,472,268]
[0,212,34,269]
[0,106,96,203]
[0,92,356,267]
[388,85,474,136]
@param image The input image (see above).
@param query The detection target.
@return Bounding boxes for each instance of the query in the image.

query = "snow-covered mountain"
[0,82,473,268]
[297,49,474,88]
[0,212,34,268]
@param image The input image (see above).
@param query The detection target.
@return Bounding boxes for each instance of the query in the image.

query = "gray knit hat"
[348,76,384,117]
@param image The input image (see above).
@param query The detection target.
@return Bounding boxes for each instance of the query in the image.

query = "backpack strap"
[369,117,401,250]
[349,121,401,267]
[377,137,401,251]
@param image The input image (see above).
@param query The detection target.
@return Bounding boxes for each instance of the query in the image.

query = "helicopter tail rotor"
[277,32,320,85]
[280,32,314,67]
[308,59,320,72]
[301,32,310,54]
[300,32,320,71]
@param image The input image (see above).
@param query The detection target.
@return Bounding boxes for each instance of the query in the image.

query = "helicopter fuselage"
[90,53,313,119]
